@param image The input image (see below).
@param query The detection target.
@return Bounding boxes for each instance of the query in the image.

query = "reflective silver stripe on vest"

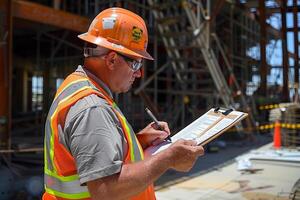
[124,119,143,162]
[131,131,142,161]
[44,174,88,194]
[45,121,52,171]
[45,80,92,171]
[116,110,142,162]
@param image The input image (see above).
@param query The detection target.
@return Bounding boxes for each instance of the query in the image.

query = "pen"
[145,108,172,142]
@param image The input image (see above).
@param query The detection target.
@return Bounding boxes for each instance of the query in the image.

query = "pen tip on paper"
[165,136,172,142]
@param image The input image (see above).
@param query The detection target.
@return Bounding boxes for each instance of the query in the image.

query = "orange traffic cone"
[273,120,281,149]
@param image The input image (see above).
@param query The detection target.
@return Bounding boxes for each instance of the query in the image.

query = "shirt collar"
[75,65,113,98]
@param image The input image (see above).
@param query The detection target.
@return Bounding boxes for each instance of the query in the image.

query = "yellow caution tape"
[258,123,300,130]
[259,103,282,110]
[220,122,300,132]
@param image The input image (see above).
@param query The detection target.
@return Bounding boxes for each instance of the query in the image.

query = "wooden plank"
[0,148,43,153]
[267,5,300,13]
[0,0,90,32]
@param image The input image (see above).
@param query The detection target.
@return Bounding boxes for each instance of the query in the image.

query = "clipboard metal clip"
[214,107,233,116]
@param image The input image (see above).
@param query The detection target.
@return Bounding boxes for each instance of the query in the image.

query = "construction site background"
[0,0,299,199]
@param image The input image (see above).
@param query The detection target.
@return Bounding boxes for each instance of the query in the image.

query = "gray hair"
[83,46,110,58]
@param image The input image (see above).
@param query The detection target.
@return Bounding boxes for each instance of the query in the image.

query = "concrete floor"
[154,137,300,200]
[155,133,272,188]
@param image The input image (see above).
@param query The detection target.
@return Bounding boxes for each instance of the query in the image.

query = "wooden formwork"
[281,104,300,148]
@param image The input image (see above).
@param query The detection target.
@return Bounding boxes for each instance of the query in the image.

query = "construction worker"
[43,7,204,200]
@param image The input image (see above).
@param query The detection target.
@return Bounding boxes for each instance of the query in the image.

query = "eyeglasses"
[117,53,143,72]
[83,47,143,72]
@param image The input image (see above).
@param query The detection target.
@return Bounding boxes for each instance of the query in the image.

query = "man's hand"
[164,139,204,172]
[137,121,171,149]
[87,139,204,199]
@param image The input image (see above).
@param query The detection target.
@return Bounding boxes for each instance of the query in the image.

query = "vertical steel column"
[205,0,211,49]
[259,0,267,95]
[281,1,289,101]
[53,0,61,10]
[0,0,12,150]
[94,0,99,15]
[6,0,12,150]
[22,69,28,112]
[43,67,50,112]
[154,22,158,106]
[293,0,299,102]
[230,4,234,69]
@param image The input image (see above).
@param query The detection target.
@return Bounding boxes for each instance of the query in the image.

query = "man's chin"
[125,85,132,92]
[119,85,132,93]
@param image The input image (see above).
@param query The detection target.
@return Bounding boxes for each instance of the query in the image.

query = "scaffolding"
[0,0,299,153]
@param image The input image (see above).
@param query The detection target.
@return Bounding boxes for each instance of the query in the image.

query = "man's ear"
[105,52,117,70]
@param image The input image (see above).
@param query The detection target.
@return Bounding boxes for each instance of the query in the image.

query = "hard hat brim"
[78,33,154,60]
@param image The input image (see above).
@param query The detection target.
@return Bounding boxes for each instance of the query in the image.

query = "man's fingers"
[182,139,197,146]
[155,131,169,141]
[140,130,168,146]
[152,138,164,146]
[158,121,171,135]
[149,130,168,138]
[179,140,204,156]
[151,131,170,145]
[193,145,204,155]
[186,143,204,155]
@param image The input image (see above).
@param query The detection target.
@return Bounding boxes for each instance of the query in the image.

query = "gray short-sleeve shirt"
[62,66,130,184]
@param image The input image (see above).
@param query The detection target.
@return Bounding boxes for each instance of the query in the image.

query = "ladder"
[181,0,234,107]
[147,0,257,132]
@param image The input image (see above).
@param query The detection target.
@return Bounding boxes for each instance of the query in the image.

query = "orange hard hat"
[78,7,153,60]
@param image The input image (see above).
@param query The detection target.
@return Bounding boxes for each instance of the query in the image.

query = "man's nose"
[134,68,142,78]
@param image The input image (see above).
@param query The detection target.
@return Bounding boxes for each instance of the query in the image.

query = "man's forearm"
[87,150,171,200]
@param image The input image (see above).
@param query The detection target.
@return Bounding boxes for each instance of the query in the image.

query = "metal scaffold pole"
[259,0,267,95]
[292,0,299,102]
[0,0,12,151]
[281,1,290,101]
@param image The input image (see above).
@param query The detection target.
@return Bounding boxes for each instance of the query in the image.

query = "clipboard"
[146,107,248,155]
[197,107,248,146]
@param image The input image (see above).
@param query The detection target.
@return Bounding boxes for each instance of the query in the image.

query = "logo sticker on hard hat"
[102,17,116,29]
[132,27,143,42]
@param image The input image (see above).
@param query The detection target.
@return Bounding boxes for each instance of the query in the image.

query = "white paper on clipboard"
[146,108,248,155]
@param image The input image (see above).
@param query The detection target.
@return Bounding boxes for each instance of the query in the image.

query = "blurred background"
[0,0,299,199]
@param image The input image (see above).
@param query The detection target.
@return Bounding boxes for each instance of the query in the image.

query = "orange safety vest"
[43,72,156,200]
